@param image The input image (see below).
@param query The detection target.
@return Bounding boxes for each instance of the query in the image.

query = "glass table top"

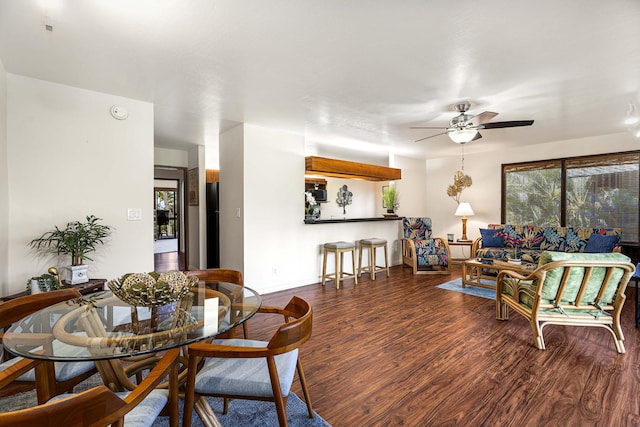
[3,281,261,361]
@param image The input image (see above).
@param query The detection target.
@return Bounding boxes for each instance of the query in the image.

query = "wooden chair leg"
[267,357,288,427]
[296,359,314,418]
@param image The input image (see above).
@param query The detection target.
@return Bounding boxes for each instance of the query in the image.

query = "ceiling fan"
[411,102,534,144]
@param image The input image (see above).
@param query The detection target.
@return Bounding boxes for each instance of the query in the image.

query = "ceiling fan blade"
[414,131,447,142]
[467,111,498,126]
[410,126,449,129]
[472,132,483,141]
[482,120,534,129]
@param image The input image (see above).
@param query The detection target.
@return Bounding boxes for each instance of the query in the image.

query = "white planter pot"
[30,279,41,294]
[67,265,89,284]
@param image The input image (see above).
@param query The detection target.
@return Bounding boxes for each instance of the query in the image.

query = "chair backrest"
[0,385,126,427]
[0,288,82,330]
[266,296,313,354]
[0,348,179,427]
[186,268,243,285]
[534,252,634,310]
[402,217,432,240]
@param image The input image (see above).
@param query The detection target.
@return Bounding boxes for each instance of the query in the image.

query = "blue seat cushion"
[194,339,299,398]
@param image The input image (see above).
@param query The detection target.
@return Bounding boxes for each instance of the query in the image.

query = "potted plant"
[26,272,63,294]
[29,215,112,284]
[305,191,320,220]
[383,186,400,214]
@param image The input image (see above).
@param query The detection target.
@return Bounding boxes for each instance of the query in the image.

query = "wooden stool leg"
[352,248,358,285]
[368,246,376,280]
[383,243,389,277]
[358,244,364,278]
[321,248,328,286]
[337,250,344,289]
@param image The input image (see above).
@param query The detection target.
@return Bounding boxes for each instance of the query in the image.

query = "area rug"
[0,374,331,427]
[436,278,495,300]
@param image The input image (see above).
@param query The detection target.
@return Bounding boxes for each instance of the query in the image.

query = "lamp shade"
[455,202,475,216]
[448,129,478,144]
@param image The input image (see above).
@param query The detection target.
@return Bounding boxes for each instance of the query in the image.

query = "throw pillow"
[584,233,620,253]
[480,228,504,247]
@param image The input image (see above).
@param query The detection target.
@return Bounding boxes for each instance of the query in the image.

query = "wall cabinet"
[305,178,327,202]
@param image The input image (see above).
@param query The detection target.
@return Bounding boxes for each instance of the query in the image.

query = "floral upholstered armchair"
[401,217,451,275]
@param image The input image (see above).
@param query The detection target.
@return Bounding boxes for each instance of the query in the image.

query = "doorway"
[154,170,187,272]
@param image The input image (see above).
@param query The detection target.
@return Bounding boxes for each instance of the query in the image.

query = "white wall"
[426,133,640,243]
[219,124,245,273]
[0,59,7,289]
[4,75,154,295]
[393,155,428,218]
[221,124,407,294]
[154,147,188,168]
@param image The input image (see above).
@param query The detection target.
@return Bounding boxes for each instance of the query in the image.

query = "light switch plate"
[127,208,142,221]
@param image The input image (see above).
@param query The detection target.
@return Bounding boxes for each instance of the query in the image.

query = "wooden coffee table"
[462,258,537,290]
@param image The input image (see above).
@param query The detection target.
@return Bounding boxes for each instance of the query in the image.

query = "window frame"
[501,150,640,244]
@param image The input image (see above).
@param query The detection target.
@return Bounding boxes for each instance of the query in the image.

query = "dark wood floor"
[243,264,640,427]
[154,251,185,272]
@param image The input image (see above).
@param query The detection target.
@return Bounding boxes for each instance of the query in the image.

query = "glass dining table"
[2,280,261,424]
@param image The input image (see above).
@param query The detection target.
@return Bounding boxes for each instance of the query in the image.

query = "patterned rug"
[0,373,331,427]
[436,277,496,300]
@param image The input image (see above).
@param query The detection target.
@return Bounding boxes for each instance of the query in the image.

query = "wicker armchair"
[496,251,635,353]
[401,217,451,275]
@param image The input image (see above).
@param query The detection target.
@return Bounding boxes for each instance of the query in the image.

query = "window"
[503,151,639,243]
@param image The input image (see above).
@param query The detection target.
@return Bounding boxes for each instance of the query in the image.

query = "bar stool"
[358,238,389,280]
[321,241,357,289]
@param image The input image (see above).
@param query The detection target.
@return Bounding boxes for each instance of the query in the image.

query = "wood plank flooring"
[243,264,640,427]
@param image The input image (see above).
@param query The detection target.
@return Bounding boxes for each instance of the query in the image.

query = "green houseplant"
[29,215,112,284]
[383,186,400,214]
[26,272,62,293]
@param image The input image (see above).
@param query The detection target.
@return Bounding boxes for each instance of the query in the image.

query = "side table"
[448,241,473,262]
[0,278,106,302]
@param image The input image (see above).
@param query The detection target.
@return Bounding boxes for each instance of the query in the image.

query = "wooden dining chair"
[0,288,97,403]
[183,296,314,427]
[0,348,180,427]
[185,268,248,338]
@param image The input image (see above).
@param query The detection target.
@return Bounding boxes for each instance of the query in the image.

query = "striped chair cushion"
[194,339,299,398]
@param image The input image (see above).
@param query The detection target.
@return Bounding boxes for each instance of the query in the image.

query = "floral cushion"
[414,239,448,267]
[484,224,620,256]
[403,217,432,240]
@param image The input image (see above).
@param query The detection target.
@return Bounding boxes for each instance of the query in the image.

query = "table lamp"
[455,202,474,241]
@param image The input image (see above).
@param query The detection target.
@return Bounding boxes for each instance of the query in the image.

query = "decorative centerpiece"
[107,270,198,307]
[497,232,525,264]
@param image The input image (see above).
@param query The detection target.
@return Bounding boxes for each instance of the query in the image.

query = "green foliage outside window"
[503,152,639,242]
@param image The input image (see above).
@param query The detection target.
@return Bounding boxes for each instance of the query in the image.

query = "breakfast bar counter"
[304,216,403,224]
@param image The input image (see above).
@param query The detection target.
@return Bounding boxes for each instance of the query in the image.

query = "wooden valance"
[305,156,401,181]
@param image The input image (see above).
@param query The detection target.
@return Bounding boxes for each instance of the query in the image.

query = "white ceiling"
[1,0,639,160]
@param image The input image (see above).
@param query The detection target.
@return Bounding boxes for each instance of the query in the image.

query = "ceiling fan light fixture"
[448,128,478,144]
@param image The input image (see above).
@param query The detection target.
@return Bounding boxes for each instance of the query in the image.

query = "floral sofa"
[472,224,622,264]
